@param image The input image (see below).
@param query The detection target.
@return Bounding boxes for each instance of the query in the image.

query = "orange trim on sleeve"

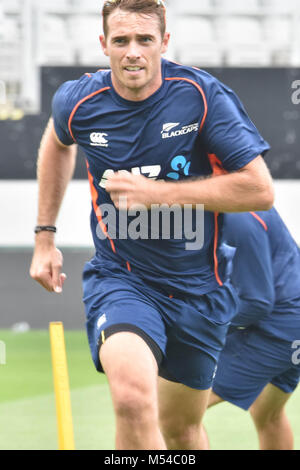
[165,77,208,132]
[213,212,223,287]
[250,212,268,231]
[68,86,110,142]
[207,153,228,176]
[126,261,131,272]
[86,160,116,254]
[207,154,226,286]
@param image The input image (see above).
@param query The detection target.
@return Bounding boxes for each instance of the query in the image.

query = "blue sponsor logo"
[167,155,191,180]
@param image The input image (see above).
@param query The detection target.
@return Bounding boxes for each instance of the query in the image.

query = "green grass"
[0,329,299,450]
[204,390,300,450]
[0,329,114,450]
[0,329,105,403]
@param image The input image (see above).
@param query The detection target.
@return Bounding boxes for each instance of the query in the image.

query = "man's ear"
[161,32,170,54]
[99,35,108,56]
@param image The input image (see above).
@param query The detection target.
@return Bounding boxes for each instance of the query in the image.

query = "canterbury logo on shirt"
[90,132,109,147]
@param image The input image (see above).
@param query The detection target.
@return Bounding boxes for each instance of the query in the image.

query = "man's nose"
[126,41,141,60]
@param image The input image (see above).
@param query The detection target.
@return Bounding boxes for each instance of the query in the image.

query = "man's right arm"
[30,117,77,293]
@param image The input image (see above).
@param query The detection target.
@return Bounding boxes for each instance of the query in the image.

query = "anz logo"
[98,156,191,188]
[99,165,161,188]
[167,155,191,180]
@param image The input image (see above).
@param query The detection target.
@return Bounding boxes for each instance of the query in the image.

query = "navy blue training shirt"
[52,58,270,296]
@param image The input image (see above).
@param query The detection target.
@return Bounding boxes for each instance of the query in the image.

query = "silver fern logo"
[161,122,180,133]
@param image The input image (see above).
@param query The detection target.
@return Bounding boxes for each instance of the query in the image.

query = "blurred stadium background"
[0,0,299,450]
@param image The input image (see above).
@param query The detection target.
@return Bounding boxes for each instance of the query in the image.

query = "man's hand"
[105,171,161,209]
[30,239,66,293]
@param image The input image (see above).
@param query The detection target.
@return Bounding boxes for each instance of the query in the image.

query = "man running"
[30,0,274,449]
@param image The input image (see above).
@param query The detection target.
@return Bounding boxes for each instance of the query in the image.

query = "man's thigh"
[100,332,160,406]
[250,383,293,424]
[158,376,211,428]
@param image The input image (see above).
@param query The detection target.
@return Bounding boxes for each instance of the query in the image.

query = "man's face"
[100,9,170,101]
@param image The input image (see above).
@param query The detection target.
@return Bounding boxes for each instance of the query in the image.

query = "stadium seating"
[67,15,108,66]
[0,3,4,38]
[0,16,20,41]
[72,0,101,13]
[0,79,6,105]
[36,15,74,65]
[0,0,299,112]
[38,0,72,13]
[216,0,260,13]
[174,0,213,14]
[262,0,296,13]
[1,0,21,14]
[216,17,271,65]
[176,17,223,66]
[263,17,292,65]
[0,17,21,82]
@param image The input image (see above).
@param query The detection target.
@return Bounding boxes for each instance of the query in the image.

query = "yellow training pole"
[49,322,75,450]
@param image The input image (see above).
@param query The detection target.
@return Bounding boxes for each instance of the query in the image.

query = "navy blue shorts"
[82,258,237,390]
[213,326,300,410]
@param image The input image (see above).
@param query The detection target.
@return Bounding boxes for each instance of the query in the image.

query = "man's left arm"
[164,154,274,212]
[106,154,274,212]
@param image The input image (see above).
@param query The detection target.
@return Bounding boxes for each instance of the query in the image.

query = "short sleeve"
[200,79,270,172]
[52,81,76,146]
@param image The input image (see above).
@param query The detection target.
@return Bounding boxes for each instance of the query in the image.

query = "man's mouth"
[124,66,144,72]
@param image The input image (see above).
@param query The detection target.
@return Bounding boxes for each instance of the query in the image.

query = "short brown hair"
[102,0,166,38]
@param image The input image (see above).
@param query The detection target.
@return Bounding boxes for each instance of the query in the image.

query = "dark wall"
[0,66,299,179]
[0,248,93,329]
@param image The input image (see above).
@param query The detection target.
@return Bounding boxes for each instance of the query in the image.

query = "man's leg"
[100,331,166,450]
[199,391,224,450]
[249,383,293,450]
[158,377,212,450]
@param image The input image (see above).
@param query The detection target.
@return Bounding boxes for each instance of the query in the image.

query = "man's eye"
[114,38,126,44]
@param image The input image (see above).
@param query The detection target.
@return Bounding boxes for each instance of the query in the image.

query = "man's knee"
[249,384,292,430]
[113,377,158,423]
[250,405,286,430]
[161,419,200,449]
